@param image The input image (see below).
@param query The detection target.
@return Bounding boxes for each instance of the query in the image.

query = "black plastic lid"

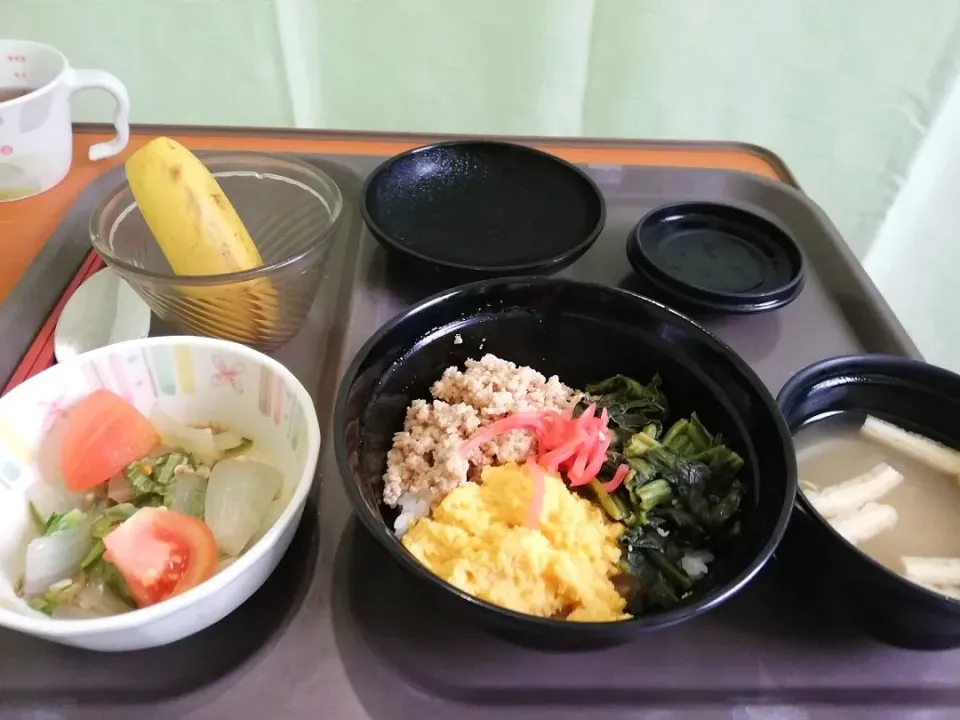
[626,202,805,314]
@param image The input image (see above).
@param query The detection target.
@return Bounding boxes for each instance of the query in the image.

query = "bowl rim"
[0,336,321,638]
[89,151,344,286]
[778,352,960,612]
[334,275,798,632]
[359,140,607,274]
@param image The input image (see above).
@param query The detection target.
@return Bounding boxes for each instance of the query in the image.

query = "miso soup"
[794,414,960,595]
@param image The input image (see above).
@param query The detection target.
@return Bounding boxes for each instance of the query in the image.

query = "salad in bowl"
[0,336,320,651]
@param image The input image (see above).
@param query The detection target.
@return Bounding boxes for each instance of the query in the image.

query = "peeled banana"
[124,137,279,344]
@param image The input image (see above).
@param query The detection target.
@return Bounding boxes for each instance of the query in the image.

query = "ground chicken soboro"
[382,354,580,512]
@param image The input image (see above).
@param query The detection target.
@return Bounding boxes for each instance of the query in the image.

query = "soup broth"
[795,415,960,580]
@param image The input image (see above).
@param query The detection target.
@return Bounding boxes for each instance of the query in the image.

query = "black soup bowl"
[333,277,797,647]
[778,354,960,650]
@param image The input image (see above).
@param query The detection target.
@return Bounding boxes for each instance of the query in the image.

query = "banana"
[124,137,280,345]
[125,137,264,274]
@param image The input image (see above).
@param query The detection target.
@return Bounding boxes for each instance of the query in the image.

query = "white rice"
[681,549,715,580]
[393,490,434,537]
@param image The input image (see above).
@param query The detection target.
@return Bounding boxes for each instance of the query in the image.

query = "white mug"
[0,39,130,202]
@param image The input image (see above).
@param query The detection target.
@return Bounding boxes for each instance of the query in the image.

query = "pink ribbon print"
[37,392,70,432]
[210,355,245,393]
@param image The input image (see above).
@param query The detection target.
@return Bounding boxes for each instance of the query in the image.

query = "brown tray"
[2,148,952,720]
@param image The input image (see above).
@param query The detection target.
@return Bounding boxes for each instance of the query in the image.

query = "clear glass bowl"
[90,152,343,352]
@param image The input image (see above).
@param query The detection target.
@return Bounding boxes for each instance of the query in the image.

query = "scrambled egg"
[401,463,630,621]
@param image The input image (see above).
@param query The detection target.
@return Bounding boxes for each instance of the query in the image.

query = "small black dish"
[333,277,797,648]
[361,141,606,281]
[778,354,960,650]
[627,202,804,314]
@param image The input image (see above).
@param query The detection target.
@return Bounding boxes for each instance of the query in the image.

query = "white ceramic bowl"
[0,337,320,651]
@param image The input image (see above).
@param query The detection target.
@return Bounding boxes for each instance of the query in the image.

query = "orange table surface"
[0,125,794,304]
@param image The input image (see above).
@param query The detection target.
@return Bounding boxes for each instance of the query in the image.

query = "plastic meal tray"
[2,144,956,720]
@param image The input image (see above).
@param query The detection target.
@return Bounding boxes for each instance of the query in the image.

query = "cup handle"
[64,68,131,161]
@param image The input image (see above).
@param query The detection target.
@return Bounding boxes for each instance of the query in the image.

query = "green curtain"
[5,0,960,259]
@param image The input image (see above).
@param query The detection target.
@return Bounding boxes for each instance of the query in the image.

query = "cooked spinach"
[582,374,668,438]
[581,374,746,612]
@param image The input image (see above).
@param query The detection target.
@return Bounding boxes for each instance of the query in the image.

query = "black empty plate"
[626,202,804,314]
[360,141,606,277]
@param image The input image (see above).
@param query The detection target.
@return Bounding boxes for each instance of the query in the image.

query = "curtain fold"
[272,0,960,258]
[3,0,295,127]
[865,69,960,371]
[273,0,597,135]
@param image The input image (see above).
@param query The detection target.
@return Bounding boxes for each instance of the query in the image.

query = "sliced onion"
[251,496,287,546]
[215,557,238,575]
[107,474,134,504]
[23,516,93,596]
[27,480,87,521]
[213,430,246,452]
[52,604,100,619]
[74,576,132,616]
[169,473,207,518]
[204,459,282,556]
[149,406,218,463]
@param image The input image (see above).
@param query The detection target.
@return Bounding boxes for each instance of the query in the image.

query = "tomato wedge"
[60,389,160,492]
[102,508,218,608]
